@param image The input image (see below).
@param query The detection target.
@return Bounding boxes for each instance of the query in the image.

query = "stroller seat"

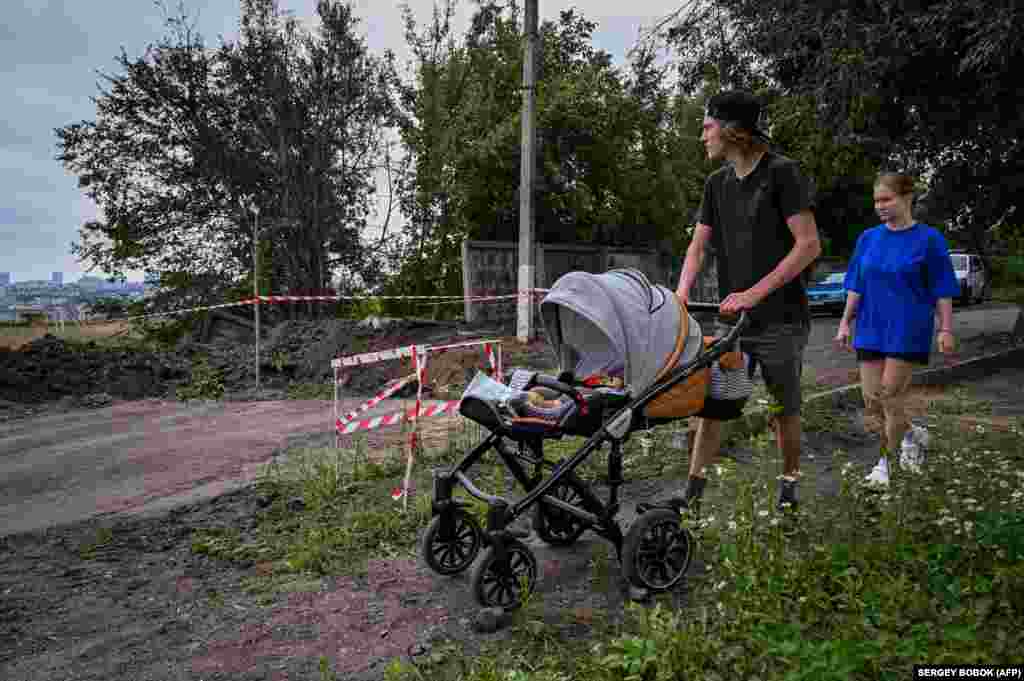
[459,369,630,439]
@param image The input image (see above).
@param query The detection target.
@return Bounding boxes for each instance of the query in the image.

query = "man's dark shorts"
[718,321,810,417]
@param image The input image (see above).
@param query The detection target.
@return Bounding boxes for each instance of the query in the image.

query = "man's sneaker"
[663,475,706,515]
[777,477,798,511]
[864,457,890,488]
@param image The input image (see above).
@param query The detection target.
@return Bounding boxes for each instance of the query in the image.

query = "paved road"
[802,301,1019,387]
[1,303,1018,537]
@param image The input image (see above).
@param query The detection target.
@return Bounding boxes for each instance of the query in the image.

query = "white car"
[949,252,989,305]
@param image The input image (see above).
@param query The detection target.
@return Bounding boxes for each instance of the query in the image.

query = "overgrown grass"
[188,420,498,594]
[381,385,1024,681]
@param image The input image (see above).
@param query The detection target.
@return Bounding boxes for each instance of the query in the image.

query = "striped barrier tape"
[331,338,502,370]
[334,399,460,435]
[401,347,429,509]
[257,290,548,304]
[484,342,503,382]
[56,299,258,326]
[336,372,418,427]
[49,289,549,329]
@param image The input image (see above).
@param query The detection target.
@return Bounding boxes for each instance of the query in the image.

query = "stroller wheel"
[470,539,538,610]
[421,509,483,576]
[533,480,589,546]
[622,509,694,591]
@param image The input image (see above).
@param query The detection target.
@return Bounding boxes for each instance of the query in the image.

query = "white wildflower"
[728,521,738,532]
[758,510,769,518]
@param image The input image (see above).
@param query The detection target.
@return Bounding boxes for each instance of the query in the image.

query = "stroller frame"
[423,303,749,610]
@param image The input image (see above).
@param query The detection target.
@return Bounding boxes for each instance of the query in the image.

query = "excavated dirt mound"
[0,318,553,408]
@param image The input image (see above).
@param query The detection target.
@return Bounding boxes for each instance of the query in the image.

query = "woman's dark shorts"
[855,348,930,366]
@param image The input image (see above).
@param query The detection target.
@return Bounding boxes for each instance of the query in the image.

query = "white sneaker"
[900,443,924,474]
[900,425,928,474]
[864,457,890,488]
[908,424,931,449]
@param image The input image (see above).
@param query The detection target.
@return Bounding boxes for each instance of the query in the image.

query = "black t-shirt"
[697,151,815,330]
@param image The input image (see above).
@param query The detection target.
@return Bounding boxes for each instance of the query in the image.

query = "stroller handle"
[684,302,751,340]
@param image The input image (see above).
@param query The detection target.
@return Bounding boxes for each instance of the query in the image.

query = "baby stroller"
[420,269,750,610]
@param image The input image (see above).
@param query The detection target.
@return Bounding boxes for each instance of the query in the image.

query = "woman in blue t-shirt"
[835,173,959,487]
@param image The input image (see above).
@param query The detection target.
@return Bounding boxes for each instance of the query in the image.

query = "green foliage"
[689,0,1024,257]
[388,3,711,305]
[175,355,225,401]
[57,0,392,307]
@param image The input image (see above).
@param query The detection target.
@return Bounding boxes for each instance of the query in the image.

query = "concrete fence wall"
[461,240,720,325]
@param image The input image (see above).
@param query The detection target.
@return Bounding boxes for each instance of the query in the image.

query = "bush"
[175,355,225,401]
[989,256,1024,289]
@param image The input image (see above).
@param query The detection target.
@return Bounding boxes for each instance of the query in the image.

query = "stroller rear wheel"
[622,509,693,591]
[470,539,538,610]
[533,479,590,546]
[421,509,483,576]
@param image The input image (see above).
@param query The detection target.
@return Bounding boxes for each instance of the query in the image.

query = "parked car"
[807,271,847,315]
[949,251,990,305]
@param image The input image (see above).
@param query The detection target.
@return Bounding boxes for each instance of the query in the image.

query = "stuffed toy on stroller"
[421,268,752,609]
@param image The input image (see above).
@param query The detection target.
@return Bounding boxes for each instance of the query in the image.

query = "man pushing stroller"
[673,90,821,513]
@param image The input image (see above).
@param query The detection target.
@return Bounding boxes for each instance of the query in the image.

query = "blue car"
[807,272,847,314]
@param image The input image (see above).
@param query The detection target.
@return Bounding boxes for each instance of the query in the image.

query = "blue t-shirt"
[844,224,960,355]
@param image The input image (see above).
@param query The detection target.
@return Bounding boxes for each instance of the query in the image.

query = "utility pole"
[517,0,539,342]
[252,203,262,396]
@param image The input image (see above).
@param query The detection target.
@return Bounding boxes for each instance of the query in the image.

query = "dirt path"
[0,397,461,537]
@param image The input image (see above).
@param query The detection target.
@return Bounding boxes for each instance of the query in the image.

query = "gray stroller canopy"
[539,269,701,394]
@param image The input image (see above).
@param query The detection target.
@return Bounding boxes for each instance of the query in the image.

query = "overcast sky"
[0,0,675,284]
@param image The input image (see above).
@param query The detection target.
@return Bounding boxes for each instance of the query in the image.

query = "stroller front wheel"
[421,509,483,576]
[471,539,538,610]
[622,509,694,591]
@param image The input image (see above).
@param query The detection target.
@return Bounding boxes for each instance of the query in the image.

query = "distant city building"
[51,272,63,286]
[0,272,10,286]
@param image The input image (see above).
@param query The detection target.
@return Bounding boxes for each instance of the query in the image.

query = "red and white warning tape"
[336,372,418,427]
[328,337,502,510]
[257,289,547,305]
[331,338,502,370]
[334,400,460,435]
[57,289,549,329]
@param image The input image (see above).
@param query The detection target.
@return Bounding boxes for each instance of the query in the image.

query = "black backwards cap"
[705,90,772,144]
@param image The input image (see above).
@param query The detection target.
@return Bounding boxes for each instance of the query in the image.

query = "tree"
[57,0,393,318]
[387,1,713,307]
[689,0,1024,325]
